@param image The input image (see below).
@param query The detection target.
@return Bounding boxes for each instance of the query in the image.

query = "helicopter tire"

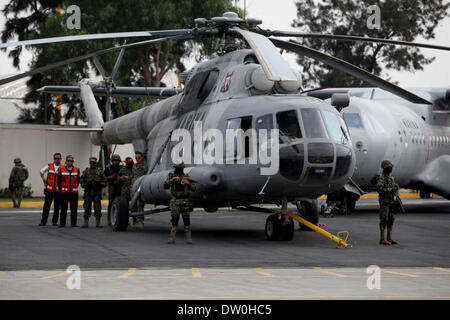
[111,196,129,232]
[265,215,281,241]
[279,218,295,241]
[299,200,319,231]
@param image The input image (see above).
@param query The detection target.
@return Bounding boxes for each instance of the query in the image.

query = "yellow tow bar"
[278,211,350,249]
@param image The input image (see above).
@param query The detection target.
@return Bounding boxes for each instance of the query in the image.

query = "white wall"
[0,123,134,196]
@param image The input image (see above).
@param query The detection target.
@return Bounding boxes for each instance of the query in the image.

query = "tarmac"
[0,197,448,299]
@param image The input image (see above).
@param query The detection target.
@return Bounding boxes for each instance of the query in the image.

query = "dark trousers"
[40,191,61,225]
[60,193,79,227]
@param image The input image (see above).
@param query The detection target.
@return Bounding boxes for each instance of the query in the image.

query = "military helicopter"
[1,12,449,241]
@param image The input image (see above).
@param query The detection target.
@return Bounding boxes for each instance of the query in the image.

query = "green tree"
[1,0,238,123]
[292,0,449,88]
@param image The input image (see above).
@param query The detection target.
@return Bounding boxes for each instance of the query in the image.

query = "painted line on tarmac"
[40,270,69,279]
[314,267,348,278]
[118,268,137,279]
[381,268,420,278]
[192,268,202,278]
[254,268,274,277]
[433,267,450,273]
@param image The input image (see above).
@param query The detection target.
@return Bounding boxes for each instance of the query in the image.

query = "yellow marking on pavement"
[192,268,202,278]
[0,200,109,208]
[40,270,69,279]
[381,269,420,278]
[433,267,450,273]
[314,267,348,278]
[254,268,274,277]
[118,268,136,279]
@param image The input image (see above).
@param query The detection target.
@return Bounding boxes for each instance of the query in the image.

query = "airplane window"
[343,113,364,128]
[276,110,302,144]
[300,108,328,139]
[323,111,349,145]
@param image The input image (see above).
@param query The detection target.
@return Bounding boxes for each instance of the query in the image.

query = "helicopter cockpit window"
[226,116,253,159]
[197,70,219,99]
[300,108,328,139]
[243,54,259,64]
[343,113,363,128]
[323,111,350,145]
[276,110,302,144]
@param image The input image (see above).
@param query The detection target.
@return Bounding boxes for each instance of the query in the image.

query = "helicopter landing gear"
[296,200,319,231]
[419,190,433,199]
[265,214,294,241]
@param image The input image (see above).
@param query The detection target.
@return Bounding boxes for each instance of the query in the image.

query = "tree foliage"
[1,0,238,123]
[292,0,449,88]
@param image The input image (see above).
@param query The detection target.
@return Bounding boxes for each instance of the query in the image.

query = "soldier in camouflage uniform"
[104,154,123,225]
[376,160,399,245]
[8,158,29,208]
[119,157,134,201]
[164,162,196,244]
[130,152,147,229]
[80,157,107,228]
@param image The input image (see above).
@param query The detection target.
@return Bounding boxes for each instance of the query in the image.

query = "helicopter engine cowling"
[132,166,224,204]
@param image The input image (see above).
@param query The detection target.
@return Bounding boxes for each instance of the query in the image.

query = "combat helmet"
[173,161,185,168]
[13,157,21,164]
[381,160,393,169]
[111,154,121,162]
[89,157,97,163]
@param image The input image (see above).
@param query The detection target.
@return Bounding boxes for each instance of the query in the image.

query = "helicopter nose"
[278,141,354,185]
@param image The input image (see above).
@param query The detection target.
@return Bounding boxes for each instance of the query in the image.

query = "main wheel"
[299,200,319,231]
[280,218,294,241]
[111,196,129,232]
[339,195,348,215]
[265,215,281,241]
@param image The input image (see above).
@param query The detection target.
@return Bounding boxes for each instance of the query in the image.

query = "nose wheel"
[265,214,294,241]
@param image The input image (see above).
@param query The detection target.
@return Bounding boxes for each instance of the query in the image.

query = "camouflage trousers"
[11,186,23,206]
[170,198,191,226]
[84,194,102,218]
[379,204,394,229]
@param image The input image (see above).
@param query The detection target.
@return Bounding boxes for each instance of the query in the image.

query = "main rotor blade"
[0,34,193,86]
[270,31,450,51]
[92,56,108,80]
[0,30,192,49]
[111,42,126,81]
[232,27,297,81]
[271,38,432,105]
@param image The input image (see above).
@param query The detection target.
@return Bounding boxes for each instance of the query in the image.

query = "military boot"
[379,228,390,245]
[168,226,177,244]
[185,226,193,244]
[96,217,103,228]
[387,228,398,244]
[81,217,89,228]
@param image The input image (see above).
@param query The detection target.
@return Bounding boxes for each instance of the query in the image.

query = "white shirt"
[40,164,60,175]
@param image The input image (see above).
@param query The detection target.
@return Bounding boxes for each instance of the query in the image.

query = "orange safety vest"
[60,166,79,194]
[46,163,61,192]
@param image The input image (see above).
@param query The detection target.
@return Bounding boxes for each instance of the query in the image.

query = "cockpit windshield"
[300,108,328,139]
[343,113,363,128]
[323,110,350,145]
[276,110,302,144]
